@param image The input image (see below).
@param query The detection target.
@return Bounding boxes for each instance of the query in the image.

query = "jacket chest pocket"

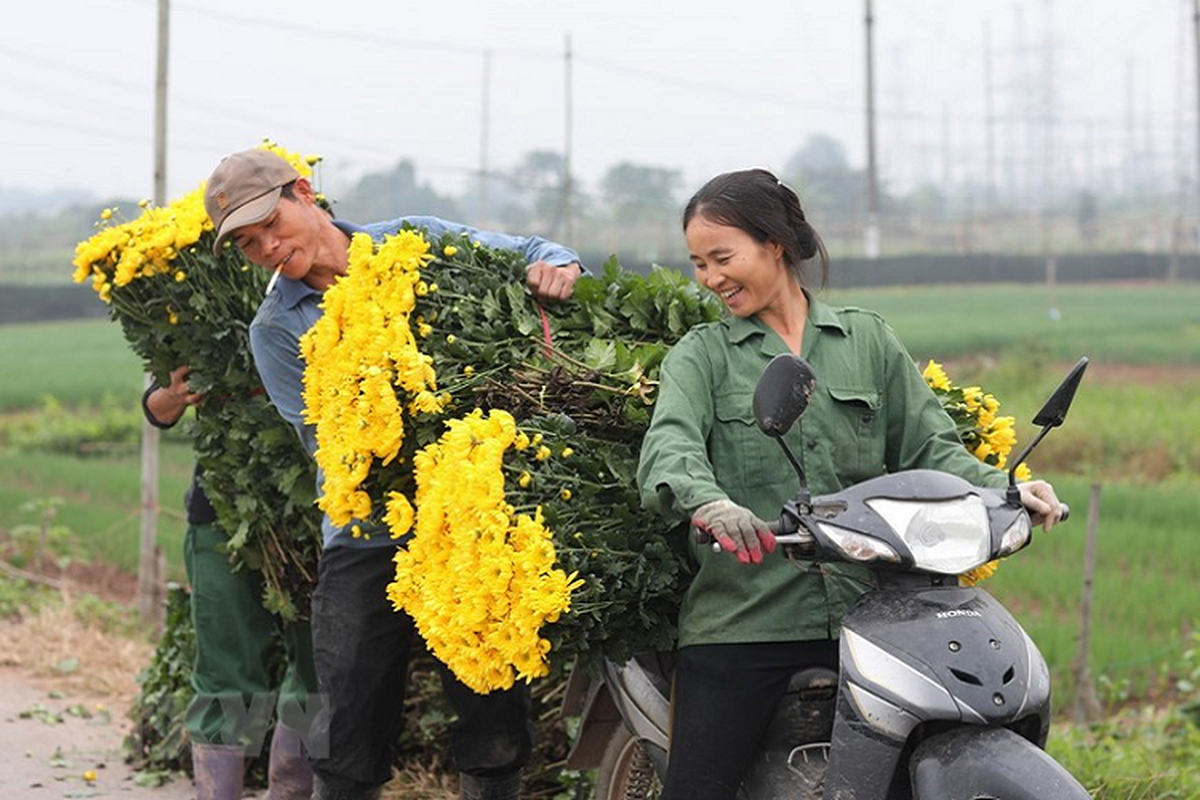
[825,385,885,484]
[710,391,784,491]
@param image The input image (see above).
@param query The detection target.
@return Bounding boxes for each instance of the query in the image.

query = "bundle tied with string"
[298,228,719,693]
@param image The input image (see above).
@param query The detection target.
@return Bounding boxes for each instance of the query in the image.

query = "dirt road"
[0,665,199,799]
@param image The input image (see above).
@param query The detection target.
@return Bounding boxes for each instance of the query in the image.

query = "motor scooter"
[563,354,1093,799]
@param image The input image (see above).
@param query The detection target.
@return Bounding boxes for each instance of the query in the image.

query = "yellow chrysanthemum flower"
[385,491,415,538]
[959,560,998,587]
[922,360,951,392]
[71,185,214,293]
[258,139,317,179]
[299,229,435,526]
[387,409,582,694]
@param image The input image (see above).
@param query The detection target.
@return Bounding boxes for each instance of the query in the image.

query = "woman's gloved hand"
[692,499,777,565]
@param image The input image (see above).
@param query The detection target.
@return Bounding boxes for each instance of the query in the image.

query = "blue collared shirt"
[249,216,582,548]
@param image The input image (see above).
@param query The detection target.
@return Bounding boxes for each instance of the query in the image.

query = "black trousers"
[308,545,533,788]
[661,639,839,800]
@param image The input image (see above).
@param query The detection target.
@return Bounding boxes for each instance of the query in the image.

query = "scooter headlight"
[816,524,900,563]
[866,496,990,574]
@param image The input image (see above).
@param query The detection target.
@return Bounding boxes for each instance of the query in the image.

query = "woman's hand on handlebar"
[692,499,777,564]
[1017,479,1066,532]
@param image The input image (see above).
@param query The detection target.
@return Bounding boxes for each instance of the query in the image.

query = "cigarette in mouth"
[265,264,283,297]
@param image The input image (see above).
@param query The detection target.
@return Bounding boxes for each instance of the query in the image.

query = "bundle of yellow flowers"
[389,409,585,692]
[299,229,447,527]
[922,360,1031,479]
[71,186,211,304]
[70,140,323,619]
[922,360,1033,586]
[300,227,716,691]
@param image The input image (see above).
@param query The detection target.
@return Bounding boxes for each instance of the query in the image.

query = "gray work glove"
[692,499,776,565]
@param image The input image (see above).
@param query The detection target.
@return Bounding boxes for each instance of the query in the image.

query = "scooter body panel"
[825,585,1052,799]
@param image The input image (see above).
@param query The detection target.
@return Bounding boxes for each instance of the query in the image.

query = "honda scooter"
[563,355,1092,799]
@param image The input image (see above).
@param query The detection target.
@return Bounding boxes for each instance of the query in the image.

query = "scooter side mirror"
[1031,356,1089,428]
[1007,356,1089,492]
[753,354,817,438]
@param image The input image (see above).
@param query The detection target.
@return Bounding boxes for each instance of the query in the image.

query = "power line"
[168,0,555,61]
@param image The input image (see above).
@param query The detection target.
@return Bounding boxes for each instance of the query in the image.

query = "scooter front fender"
[910,726,1092,799]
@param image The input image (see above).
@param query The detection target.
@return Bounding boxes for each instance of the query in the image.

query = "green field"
[0,443,192,577]
[1,281,1197,709]
[0,317,144,408]
[825,281,1200,367]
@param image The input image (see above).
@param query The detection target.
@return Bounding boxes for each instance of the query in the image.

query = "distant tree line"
[1,132,1194,288]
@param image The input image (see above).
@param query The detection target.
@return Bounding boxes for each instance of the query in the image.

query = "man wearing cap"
[204,148,583,800]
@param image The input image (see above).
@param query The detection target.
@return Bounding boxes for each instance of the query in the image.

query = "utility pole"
[1170,2,1192,283]
[154,2,168,206]
[984,21,997,210]
[863,0,881,259]
[1040,0,1059,320]
[1012,4,1030,206]
[1190,0,1200,274]
[1125,60,1137,199]
[479,49,491,225]
[563,33,574,244]
[139,0,169,625]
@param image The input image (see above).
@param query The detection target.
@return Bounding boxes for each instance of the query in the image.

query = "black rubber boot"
[459,771,522,800]
[192,743,245,800]
[311,773,382,800]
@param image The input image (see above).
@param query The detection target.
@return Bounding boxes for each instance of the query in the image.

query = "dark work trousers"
[183,522,319,751]
[660,639,839,800]
[308,545,534,789]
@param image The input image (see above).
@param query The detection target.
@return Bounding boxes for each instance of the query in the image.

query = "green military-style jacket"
[637,293,1007,647]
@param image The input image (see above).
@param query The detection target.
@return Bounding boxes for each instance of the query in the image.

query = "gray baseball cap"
[204,149,300,255]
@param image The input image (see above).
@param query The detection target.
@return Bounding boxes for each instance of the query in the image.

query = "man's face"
[230,184,321,280]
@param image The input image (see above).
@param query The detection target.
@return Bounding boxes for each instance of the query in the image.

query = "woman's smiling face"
[685,215,789,317]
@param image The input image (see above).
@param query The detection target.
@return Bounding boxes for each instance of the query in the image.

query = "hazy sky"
[1,0,1191,206]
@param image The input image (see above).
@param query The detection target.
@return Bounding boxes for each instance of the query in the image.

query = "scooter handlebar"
[695,518,813,551]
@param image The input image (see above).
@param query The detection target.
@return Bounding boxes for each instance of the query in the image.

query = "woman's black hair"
[682,168,829,287]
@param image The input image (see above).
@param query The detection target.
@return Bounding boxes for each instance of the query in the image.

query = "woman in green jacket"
[636,168,1064,800]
